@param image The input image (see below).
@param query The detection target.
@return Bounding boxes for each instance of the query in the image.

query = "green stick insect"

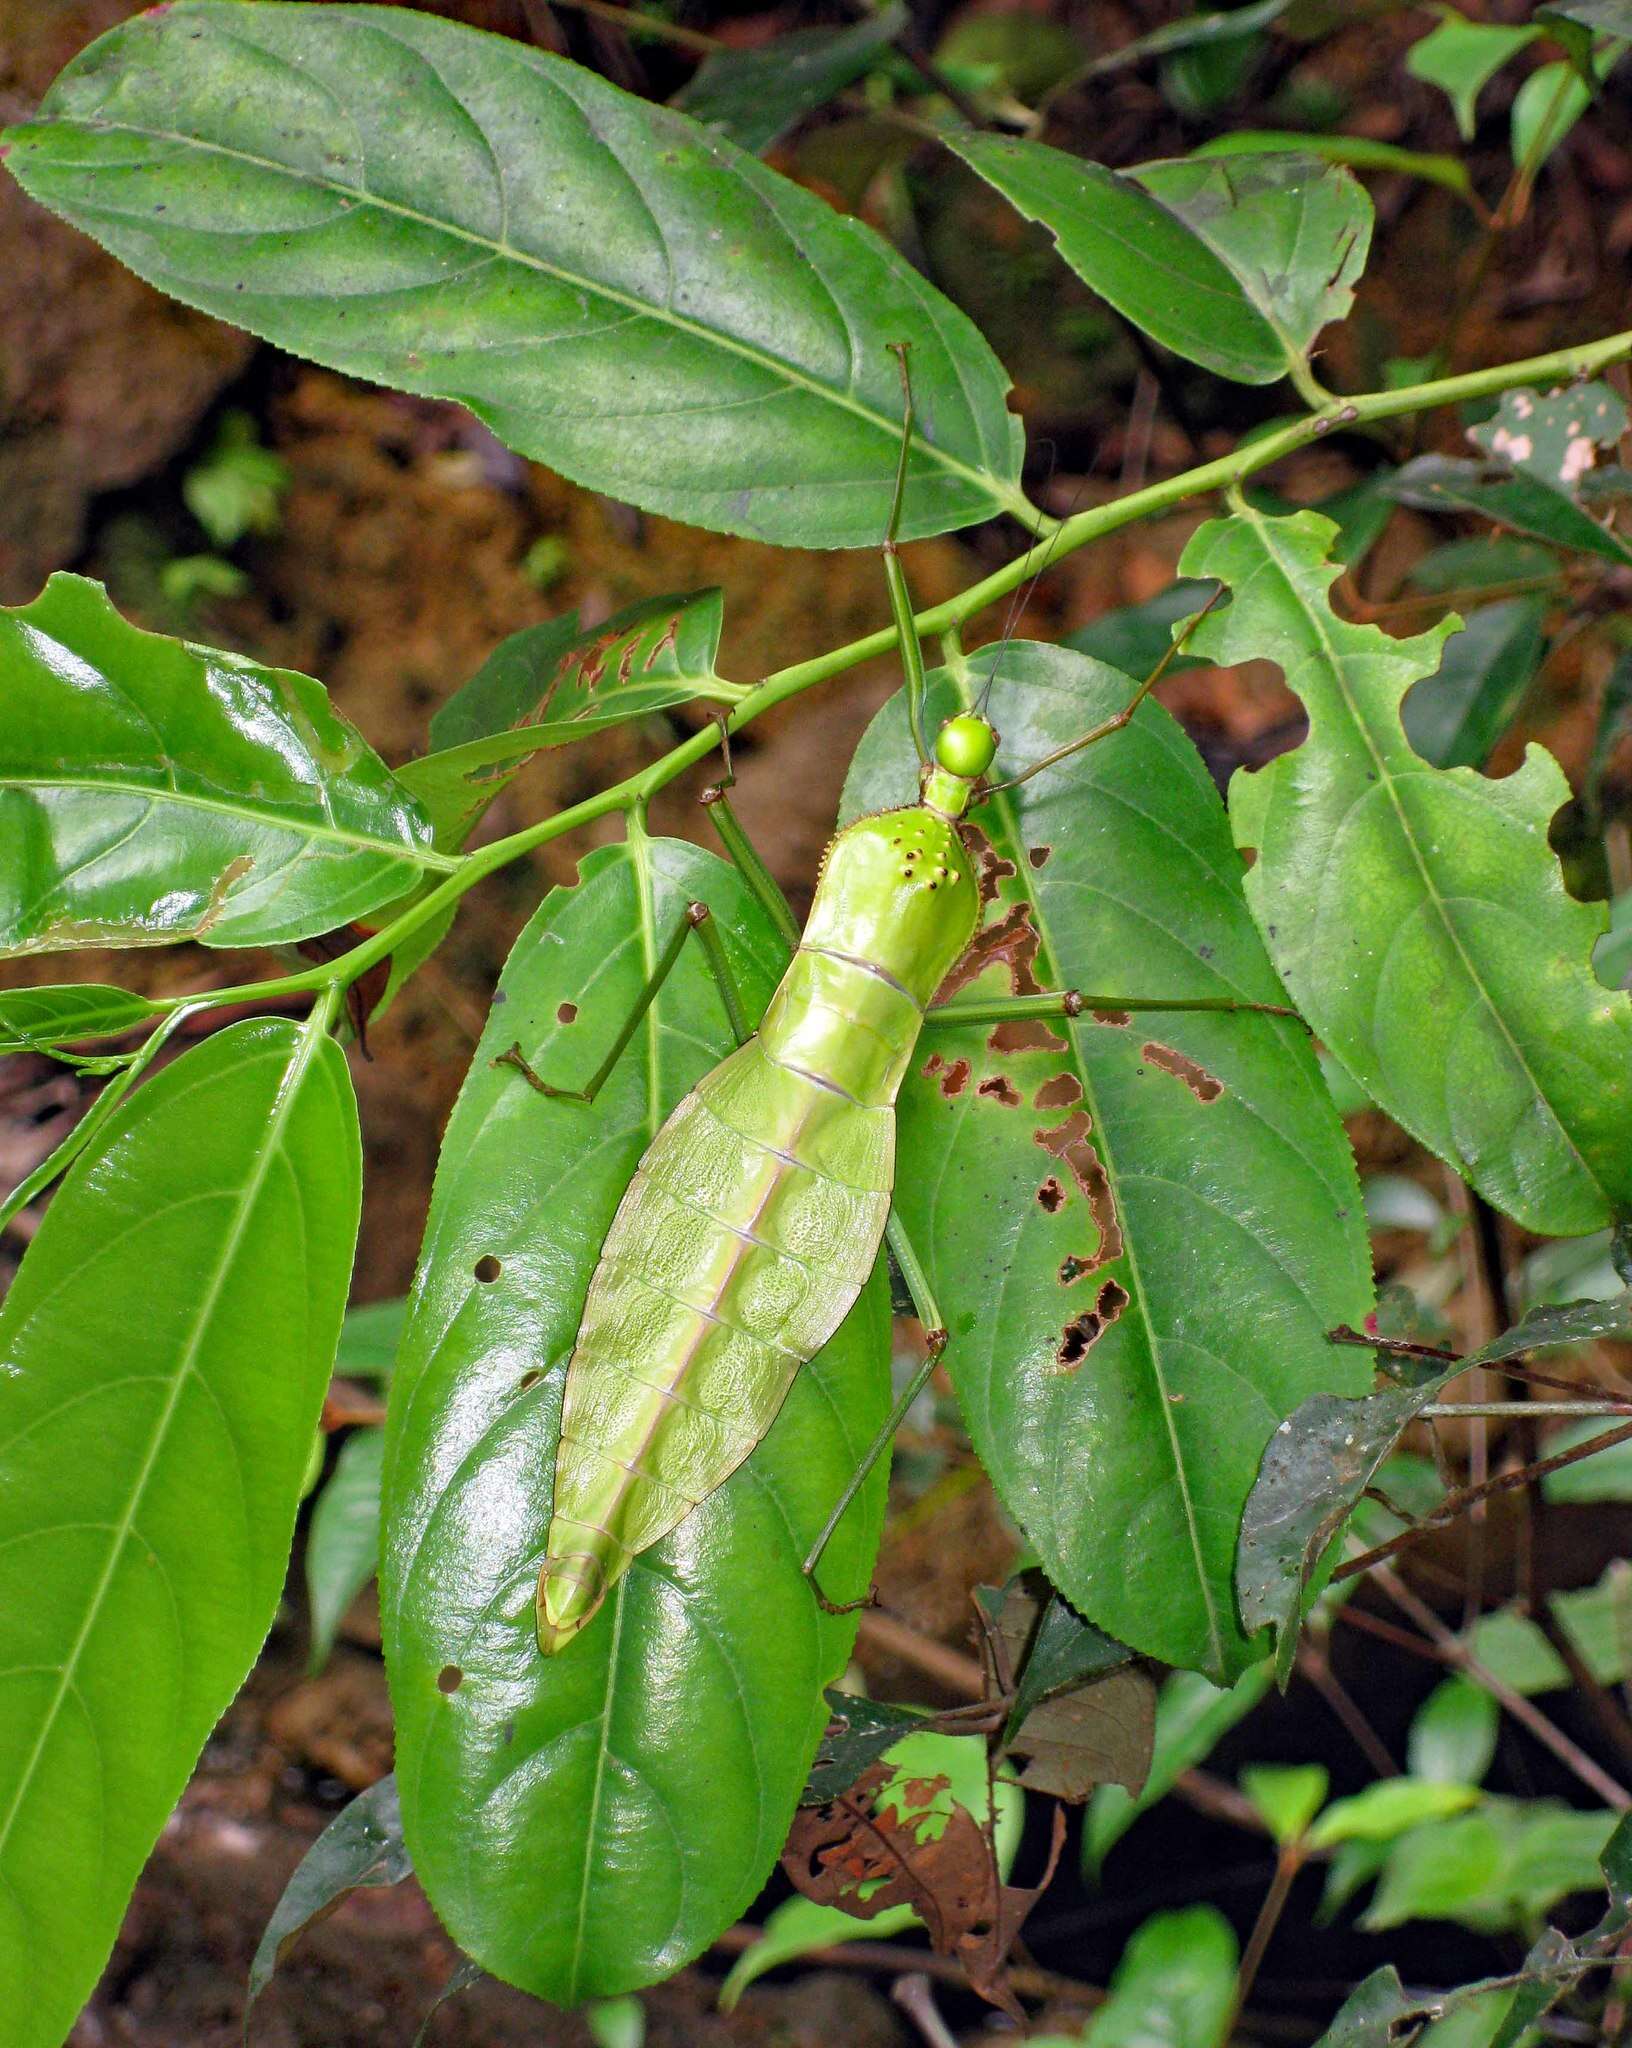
[503,354,1287,1656]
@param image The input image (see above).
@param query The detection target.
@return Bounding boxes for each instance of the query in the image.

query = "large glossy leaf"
[381,836,890,2003]
[842,651,1373,1680]
[4,3,1026,549]
[673,3,906,154]
[943,134,1286,383]
[1130,154,1372,370]
[0,574,439,955]
[0,1013,361,2048]
[1187,505,1632,1235]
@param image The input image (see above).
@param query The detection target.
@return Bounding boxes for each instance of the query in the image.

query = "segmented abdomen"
[538,1010,893,1649]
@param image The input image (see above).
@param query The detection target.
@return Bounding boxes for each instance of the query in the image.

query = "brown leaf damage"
[1056,1280,1130,1369]
[1034,1111,1122,1274]
[781,1760,1065,2022]
[1142,1041,1224,1103]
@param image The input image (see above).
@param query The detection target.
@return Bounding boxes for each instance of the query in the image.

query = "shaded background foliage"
[4,0,1632,2042]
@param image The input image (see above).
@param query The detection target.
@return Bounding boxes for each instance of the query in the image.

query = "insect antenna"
[971,443,1092,729]
[983,580,1228,796]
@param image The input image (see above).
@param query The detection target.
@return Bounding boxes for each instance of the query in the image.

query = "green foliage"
[844,654,1372,1681]
[380,838,890,2002]
[0,1015,361,2047]
[673,5,905,153]
[306,1425,385,1671]
[5,2,1632,2035]
[1080,1906,1238,2048]
[1406,16,1541,140]
[2,3,1026,549]
[0,574,439,954]
[1188,506,1632,1235]
[946,141,1368,386]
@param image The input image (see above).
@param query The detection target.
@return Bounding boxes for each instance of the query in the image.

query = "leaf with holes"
[0,574,439,957]
[0,1014,361,2048]
[1391,454,1632,566]
[842,650,1373,1681]
[381,837,890,2003]
[1188,505,1632,1235]
[3,3,1026,549]
[1469,383,1628,497]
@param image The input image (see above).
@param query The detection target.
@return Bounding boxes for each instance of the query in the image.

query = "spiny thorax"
[759,804,979,1107]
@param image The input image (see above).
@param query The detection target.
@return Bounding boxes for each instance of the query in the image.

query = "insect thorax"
[799,806,980,1011]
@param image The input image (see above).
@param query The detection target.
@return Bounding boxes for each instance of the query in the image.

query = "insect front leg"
[802,1211,950,1617]
[496,898,749,1103]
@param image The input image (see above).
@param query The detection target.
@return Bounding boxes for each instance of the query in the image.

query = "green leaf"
[381,837,891,2003]
[247,1775,411,2019]
[942,135,1289,383]
[1084,1905,1238,2048]
[183,408,289,548]
[1392,454,1632,566]
[1469,1559,1632,1693]
[844,649,1373,1681]
[415,590,738,844]
[3,3,1025,550]
[1364,1802,1616,1933]
[1084,0,1296,75]
[1237,1299,1632,1661]
[585,1995,645,2048]
[1130,154,1373,370]
[673,4,906,154]
[1408,1677,1499,1787]
[1187,505,1632,1234]
[1085,1663,1273,1872]
[306,1425,384,1672]
[1541,1415,1632,1501]
[1191,130,1475,203]
[1062,581,1216,678]
[336,1297,407,1384]
[1405,536,1561,594]
[1242,1762,1328,1844]
[718,1729,1023,2010]
[0,573,439,956]
[0,982,162,1057]
[1308,1778,1480,1850]
[1511,60,1594,172]
[0,1012,361,2048]
[1469,382,1628,496]
[1406,16,1541,140]
[805,1692,927,1804]
[1007,1577,1132,1733]
[1400,597,1548,770]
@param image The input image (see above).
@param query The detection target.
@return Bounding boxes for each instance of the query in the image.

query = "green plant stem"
[128,324,1632,1030]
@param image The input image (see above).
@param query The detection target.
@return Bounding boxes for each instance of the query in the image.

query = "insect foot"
[536,1550,607,1654]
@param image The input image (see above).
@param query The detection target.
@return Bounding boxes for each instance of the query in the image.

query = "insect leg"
[699,782,802,952]
[883,342,931,770]
[495,900,749,1101]
[802,1211,949,1617]
[923,989,1305,1026]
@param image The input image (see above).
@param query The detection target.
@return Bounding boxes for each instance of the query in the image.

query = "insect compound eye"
[935,714,998,778]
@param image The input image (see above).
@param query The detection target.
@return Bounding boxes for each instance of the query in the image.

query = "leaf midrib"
[20,97,1023,515]
[0,1021,326,1902]
[0,774,456,872]
[956,681,1227,1677]
[1245,508,1605,1209]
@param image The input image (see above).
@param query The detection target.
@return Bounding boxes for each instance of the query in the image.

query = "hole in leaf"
[557,1002,578,1024]
[474,1255,502,1283]
[437,1665,464,1694]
